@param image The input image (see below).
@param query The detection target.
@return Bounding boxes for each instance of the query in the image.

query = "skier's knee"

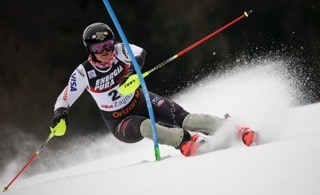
[182,113,224,134]
[140,119,187,148]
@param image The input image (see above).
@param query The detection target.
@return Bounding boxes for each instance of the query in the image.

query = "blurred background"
[1,0,320,174]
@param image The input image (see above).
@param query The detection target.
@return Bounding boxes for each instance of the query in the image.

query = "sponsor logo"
[63,86,68,100]
[121,44,129,59]
[101,104,113,109]
[112,91,140,118]
[169,101,178,125]
[91,31,109,41]
[87,70,96,79]
[112,99,137,118]
[70,73,77,91]
[152,96,165,107]
[123,79,135,88]
[94,66,123,91]
[114,95,132,108]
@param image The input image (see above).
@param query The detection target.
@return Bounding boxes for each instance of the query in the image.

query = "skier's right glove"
[50,107,68,137]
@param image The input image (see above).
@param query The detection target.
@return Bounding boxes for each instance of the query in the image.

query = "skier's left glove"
[50,107,68,137]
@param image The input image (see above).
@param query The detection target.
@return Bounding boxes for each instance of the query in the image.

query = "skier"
[50,22,256,156]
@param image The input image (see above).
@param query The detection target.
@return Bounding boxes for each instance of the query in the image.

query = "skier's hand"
[119,68,134,86]
[50,107,68,137]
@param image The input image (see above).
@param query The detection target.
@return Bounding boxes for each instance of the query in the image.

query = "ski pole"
[3,136,52,192]
[118,10,252,95]
[3,119,66,192]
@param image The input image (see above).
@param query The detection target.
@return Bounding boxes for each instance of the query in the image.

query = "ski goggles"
[88,40,114,54]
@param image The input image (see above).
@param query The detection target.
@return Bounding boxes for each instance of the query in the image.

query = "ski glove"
[119,68,135,86]
[50,107,68,137]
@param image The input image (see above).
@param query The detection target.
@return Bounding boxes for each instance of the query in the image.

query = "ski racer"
[50,22,256,156]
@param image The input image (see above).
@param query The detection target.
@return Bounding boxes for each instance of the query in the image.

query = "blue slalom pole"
[102,0,161,160]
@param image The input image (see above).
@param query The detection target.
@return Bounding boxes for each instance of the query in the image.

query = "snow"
[2,59,320,195]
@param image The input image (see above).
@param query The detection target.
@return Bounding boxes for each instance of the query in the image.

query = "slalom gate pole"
[102,0,161,161]
[118,10,252,95]
[3,134,53,192]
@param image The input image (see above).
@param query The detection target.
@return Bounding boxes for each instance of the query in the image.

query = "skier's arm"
[117,43,146,85]
[133,45,146,68]
[50,65,88,133]
[116,43,146,67]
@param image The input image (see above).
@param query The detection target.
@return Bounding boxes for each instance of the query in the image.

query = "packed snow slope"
[2,59,320,195]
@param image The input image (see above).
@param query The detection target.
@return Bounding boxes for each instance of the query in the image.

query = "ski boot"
[225,114,257,146]
[238,126,257,146]
[180,133,207,157]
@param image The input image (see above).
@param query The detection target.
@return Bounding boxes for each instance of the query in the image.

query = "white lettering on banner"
[94,66,123,91]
